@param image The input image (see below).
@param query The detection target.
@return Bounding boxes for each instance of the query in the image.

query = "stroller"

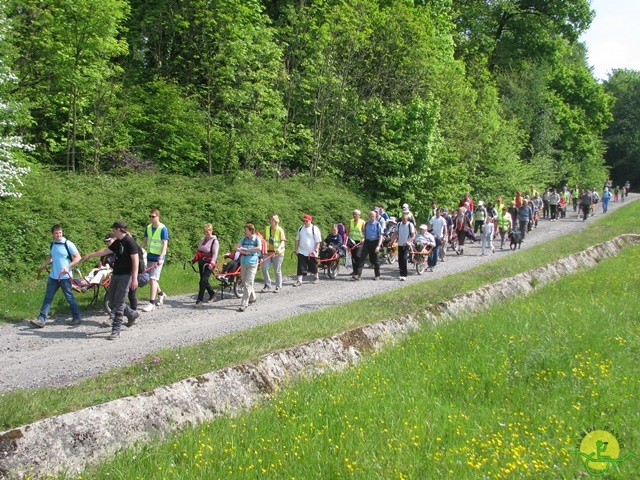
[214,252,244,299]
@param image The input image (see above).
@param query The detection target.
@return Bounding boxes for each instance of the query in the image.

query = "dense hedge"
[0,168,371,283]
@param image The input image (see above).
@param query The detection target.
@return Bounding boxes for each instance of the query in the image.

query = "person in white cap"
[401,203,416,226]
[293,214,322,286]
[473,200,487,233]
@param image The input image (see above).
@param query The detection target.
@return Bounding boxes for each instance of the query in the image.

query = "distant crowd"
[32,179,631,339]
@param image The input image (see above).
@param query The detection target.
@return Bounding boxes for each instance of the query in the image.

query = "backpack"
[137,245,147,274]
[50,240,73,261]
[297,224,320,239]
[255,232,268,256]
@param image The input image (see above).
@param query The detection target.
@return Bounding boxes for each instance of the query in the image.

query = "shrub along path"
[0,195,637,393]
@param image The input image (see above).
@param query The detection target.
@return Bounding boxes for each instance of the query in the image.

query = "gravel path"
[1,196,636,392]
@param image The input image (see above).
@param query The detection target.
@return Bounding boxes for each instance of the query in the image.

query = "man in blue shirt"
[353,211,383,281]
[32,225,82,328]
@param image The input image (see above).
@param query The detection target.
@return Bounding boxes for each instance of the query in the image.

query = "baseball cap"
[302,214,313,222]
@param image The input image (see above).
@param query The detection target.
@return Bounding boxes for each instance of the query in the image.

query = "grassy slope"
[77,242,640,479]
[0,200,638,432]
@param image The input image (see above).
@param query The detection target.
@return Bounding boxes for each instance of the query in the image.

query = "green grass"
[73,243,640,480]
[0,200,638,432]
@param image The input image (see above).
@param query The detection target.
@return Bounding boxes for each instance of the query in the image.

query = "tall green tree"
[125,0,285,174]
[603,69,640,188]
[8,0,129,172]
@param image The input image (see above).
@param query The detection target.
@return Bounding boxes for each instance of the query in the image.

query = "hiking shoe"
[373,276,380,281]
[195,300,203,306]
[274,287,281,293]
[157,292,166,306]
[293,281,302,287]
[125,310,140,328]
[206,293,215,302]
[312,277,319,284]
[141,302,155,312]
[30,318,45,328]
[351,275,360,281]
[107,332,120,340]
[261,285,272,292]
[68,318,82,326]
[237,306,247,312]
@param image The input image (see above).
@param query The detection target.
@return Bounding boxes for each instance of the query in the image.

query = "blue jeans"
[428,245,439,267]
[39,277,81,322]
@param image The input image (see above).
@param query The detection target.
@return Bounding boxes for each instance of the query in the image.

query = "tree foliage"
[1,0,613,209]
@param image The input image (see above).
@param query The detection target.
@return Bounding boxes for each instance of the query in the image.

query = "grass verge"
[1,200,639,431]
[74,243,640,479]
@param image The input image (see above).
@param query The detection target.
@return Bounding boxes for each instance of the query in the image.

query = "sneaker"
[195,300,203,306]
[68,318,82,326]
[293,281,302,287]
[30,318,45,328]
[351,275,360,281]
[261,285,272,292]
[274,287,281,293]
[312,277,319,284]
[373,276,380,281]
[107,332,120,340]
[206,293,215,302]
[399,277,406,281]
[125,310,140,328]
[237,306,247,312]
[249,298,257,304]
[141,302,156,312]
[157,292,166,306]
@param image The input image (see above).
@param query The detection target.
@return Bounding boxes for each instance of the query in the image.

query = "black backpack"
[50,240,73,261]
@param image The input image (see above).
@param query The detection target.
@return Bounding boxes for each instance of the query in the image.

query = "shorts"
[147,260,164,281]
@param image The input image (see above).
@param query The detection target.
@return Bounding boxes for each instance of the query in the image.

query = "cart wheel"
[328,259,340,279]
[416,256,426,275]
[233,278,244,298]
[103,292,112,314]
[387,249,397,264]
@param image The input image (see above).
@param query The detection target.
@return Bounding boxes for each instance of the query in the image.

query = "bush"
[0,168,371,283]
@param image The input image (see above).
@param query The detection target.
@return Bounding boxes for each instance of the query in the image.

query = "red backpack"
[255,232,268,256]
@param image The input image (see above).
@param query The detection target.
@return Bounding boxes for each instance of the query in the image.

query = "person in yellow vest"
[347,209,366,277]
[261,214,286,293]
[497,206,512,249]
[140,208,169,312]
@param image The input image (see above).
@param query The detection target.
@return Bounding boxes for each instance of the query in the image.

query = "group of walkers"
[33,179,631,339]
[33,210,169,340]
